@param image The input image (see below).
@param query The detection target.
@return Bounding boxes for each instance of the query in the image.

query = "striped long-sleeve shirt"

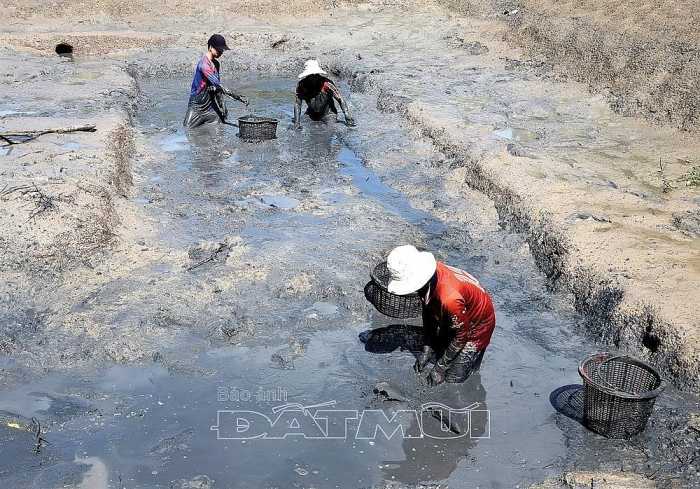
[189,55,222,102]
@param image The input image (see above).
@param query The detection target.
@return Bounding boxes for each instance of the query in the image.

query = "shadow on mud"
[550,384,584,424]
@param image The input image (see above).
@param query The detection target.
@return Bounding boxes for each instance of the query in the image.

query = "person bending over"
[294,59,356,130]
[386,245,496,386]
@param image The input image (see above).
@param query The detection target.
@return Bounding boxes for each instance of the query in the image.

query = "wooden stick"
[0,124,97,144]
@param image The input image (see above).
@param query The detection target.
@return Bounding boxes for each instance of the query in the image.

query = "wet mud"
[1,2,700,488]
[1,68,698,487]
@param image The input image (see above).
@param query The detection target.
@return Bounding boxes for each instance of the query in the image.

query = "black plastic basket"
[578,352,666,439]
[364,261,422,319]
[238,115,278,140]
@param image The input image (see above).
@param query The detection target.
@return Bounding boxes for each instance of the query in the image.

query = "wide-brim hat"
[387,245,437,295]
[298,59,327,79]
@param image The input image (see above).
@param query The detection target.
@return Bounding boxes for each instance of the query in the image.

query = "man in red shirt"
[294,59,356,129]
[387,245,496,386]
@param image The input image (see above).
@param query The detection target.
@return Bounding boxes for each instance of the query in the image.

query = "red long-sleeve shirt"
[423,262,496,351]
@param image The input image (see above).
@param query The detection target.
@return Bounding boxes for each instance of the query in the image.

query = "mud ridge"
[374,90,698,392]
[438,0,700,133]
[107,122,135,198]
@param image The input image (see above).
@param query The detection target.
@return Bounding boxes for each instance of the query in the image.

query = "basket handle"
[595,355,666,399]
[595,354,625,391]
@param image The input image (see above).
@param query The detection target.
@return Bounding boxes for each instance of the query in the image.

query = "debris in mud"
[671,210,700,236]
[0,124,96,145]
[149,427,195,456]
[186,242,228,271]
[271,338,309,369]
[656,158,674,194]
[271,37,288,50]
[0,410,41,435]
[167,474,214,489]
[679,165,700,187]
[25,183,73,220]
[259,195,300,209]
[29,417,50,453]
[373,381,410,402]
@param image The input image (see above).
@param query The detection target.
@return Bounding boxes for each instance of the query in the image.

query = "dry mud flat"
[0,0,699,488]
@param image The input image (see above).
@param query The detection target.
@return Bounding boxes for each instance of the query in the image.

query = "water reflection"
[184,123,230,188]
[384,375,488,484]
[183,120,284,189]
[360,323,489,484]
[296,120,340,161]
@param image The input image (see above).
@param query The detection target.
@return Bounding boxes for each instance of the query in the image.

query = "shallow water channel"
[0,75,692,488]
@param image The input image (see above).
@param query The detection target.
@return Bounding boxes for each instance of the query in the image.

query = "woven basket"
[238,115,278,140]
[578,352,665,439]
[364,261,422,319]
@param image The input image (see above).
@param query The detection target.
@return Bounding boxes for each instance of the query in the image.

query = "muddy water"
[0,75,692,488]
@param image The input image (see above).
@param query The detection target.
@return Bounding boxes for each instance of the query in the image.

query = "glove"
[414,345,434,374]
[427,343,462,387]
[220,86,248,106]
[345,115,356,127]
[427,364,446,387]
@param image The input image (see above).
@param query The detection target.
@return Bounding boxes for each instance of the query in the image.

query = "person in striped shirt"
[183,34,249,128]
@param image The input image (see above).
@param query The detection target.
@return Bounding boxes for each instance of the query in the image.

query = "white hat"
[387,245,437,295]
[298,59,327,79]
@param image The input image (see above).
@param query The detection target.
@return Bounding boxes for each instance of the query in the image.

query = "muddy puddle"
[1,74,697,488]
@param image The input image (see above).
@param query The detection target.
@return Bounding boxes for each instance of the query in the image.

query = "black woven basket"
[238,115,278,140]
[578,352,666,439]
[364,261,422,319]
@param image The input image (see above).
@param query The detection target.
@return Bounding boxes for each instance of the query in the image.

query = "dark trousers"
[445,348,485,383]
[425,323,486,383]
